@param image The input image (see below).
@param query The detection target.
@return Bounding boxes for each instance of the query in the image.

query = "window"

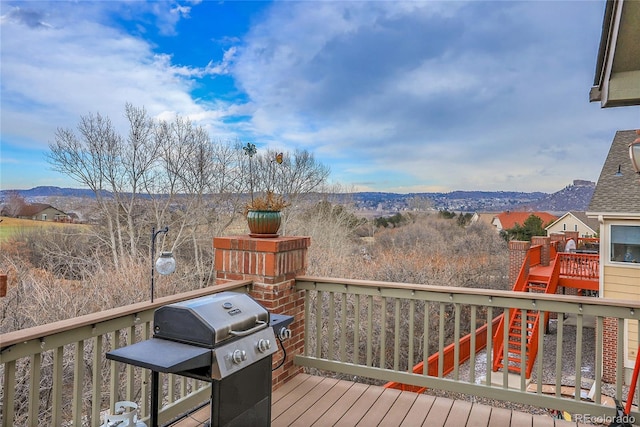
[610,225,640,263]
[574,224,578,231]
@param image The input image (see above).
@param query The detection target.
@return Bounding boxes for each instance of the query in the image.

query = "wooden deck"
[171,373,591,427]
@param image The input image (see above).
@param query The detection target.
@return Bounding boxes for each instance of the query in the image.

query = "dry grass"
[0,216,85,241]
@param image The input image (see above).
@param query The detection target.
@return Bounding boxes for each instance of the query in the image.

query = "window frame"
[607,222,640,267]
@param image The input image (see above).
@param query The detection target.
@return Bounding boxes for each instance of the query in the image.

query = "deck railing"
[3,274,639,426]
[0,280,252,427]
[557,253,599,280]
[295,276,640,421]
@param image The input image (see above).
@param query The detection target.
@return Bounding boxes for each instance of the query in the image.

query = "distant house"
[491,211,558,233]
[470,212,500,228]
[545,211,599,238]
[16,203,68,222]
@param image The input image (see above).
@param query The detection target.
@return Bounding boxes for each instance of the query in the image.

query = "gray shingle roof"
[570,211,600,232]
[588,130,640,215]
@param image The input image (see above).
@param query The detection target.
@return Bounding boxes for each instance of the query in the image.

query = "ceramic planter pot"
[247,210,282,237]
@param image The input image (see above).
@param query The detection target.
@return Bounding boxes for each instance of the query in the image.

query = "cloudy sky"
[1,0,638,193]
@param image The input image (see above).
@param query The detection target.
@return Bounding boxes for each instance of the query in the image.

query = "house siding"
[546,221,596,238]
[603,265,640,298]
[602,264,640,368]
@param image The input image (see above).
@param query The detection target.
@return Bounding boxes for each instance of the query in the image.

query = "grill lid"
[153,292,269,348]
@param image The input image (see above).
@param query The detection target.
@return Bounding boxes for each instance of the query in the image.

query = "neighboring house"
[16,203,68,222]
[470,212,500,228]
[587,130,640,379]
[588,0,640,383]
[545,211,599,238]
[491,211,558,233]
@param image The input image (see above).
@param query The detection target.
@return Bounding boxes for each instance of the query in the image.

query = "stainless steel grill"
[107,292,292,427]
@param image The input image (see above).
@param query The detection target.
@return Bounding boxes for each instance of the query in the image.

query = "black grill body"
[106,292,282,427]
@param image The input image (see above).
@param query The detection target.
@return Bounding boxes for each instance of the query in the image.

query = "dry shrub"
[294,213,509,383]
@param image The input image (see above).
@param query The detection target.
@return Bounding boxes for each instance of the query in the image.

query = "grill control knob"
[232,349,247,364]
[257,338,272,353]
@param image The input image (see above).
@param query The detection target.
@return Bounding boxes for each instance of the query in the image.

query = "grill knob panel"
[232,349,247,364]
[257,339,271,353]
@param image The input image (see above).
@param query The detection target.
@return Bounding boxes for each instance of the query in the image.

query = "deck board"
[169,373,594,427]
[468,403,493,427]
[273,377,339,426]
[355,388,402,426]
[379,389,419,425]
[399,393,436,426]
[289,377,353,427]
[488,406,513,427]
[443,399,472,426]
[421,395,455,426]
[311,381,369,426]
[333,383,385,426]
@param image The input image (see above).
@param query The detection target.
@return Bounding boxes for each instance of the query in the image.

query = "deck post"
[213,235,310,390]
[531,236,551,266]
[508,241,530,286]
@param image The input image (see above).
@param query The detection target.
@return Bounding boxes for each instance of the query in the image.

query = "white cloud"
[0,2,238,147]
[1,0,638,193]
[227,1,639,192]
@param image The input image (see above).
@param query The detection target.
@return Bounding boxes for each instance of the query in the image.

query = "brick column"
[213,235,310,390]
[603,317,618,383]
[565,231,579,241]
[508,241,531,287]
[531,236,551,266]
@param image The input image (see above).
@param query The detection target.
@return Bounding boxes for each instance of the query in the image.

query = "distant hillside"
[516,180,595,212]
[0,181,594,215]
[0,186,106,199]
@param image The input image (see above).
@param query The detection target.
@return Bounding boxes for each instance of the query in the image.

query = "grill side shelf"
[106,338,212,373]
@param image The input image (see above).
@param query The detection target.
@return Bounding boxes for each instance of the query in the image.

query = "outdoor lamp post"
[150,226,175,303]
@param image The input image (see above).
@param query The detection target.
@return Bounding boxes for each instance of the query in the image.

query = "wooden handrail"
[0,280,252,350]
[296,276,632,307]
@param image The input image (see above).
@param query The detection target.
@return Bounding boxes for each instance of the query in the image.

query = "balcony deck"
[171,374,590,427]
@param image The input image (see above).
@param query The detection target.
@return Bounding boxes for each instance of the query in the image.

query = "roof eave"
[586,211,640,221]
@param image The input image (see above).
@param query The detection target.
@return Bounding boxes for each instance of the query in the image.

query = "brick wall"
[603,317,618,383]
[531,236,551,266]
[564,231,579,244]
[213,235,310,390]
[508,241,531,287]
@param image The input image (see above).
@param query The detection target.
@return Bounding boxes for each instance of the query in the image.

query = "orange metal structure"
[387,243,600,393]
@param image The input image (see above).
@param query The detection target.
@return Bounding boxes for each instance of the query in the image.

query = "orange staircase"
[386,242,600,392]
[492,246,562,378]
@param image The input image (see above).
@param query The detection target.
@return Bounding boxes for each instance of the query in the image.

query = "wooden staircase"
[492,249,561,379]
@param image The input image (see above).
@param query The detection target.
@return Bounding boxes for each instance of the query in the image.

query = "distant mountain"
[0,186,106,199]
[0,181,594,215]
[515,180,595,212]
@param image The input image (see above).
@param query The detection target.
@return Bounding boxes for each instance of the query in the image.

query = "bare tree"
[48,112,124,268]
[1,191,27,217]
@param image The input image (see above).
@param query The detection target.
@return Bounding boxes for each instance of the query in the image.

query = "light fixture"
[630,138,640,174]
[615,164,623,176]
[150,226,175,303]
[155,251,176,275]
